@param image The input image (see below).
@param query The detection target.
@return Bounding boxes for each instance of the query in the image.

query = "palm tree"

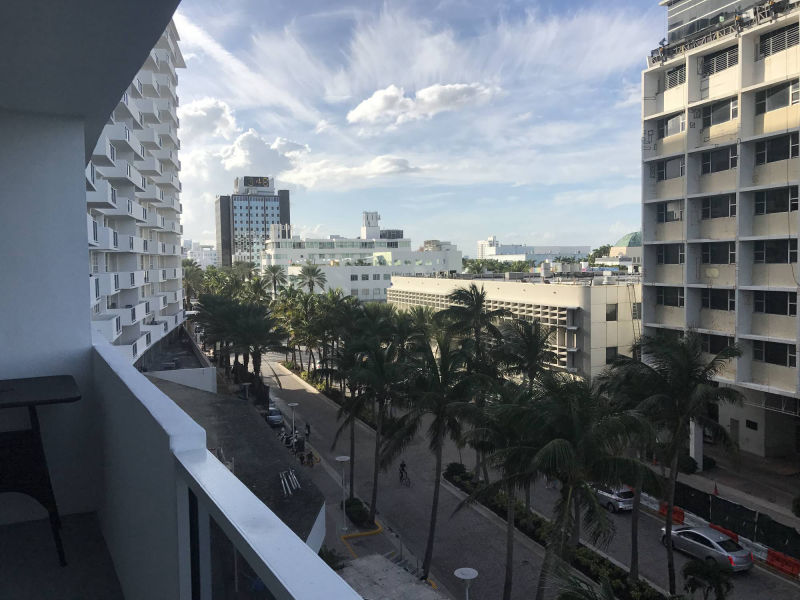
[181,258,204,310]
[612,331,741,595]
[381,331,470,580]
[497,318,555,390]
[242,276,271,305]
[297,263,327,294]
[231,303,286,377]
[554,565,617,600]
[264,264,287,298]
[529,374,651,600]
[682,558,733,600]
[441,284,509,478]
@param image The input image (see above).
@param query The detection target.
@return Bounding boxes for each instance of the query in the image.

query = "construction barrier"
[659,502,685,524]
[674,480,711,520]
[710,495,757,541]
[757,513,800,560]
[766,549,800,578]
[709,523,738,542]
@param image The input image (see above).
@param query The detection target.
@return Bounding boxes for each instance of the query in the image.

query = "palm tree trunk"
[298,349,304,371]
[481,454,490,485]
[533,549,552,600]
[525,480,532,514]
[503,481,516,600]
[252,351,262,377]
[665,450,680,595]
[368,399,383,524]
[243,351,250,372]
[570,493,581,547]
[421,444,444,579]
[630,483,642,582]
[349,418,356,501]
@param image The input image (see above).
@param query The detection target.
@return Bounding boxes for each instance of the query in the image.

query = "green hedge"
[444,463,665,600]
[345,497,374,528]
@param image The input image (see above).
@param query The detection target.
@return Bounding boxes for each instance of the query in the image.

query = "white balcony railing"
[90,342,360,599]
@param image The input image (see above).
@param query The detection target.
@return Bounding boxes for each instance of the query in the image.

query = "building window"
[351,289,358,296]
[754,291,797,316]
[701,242,735,264]
[655,156,684,181]
[372,274,381,280]
[657,200,683,222]
[606,304,618,321]
[755,186,799,215]
[755,133,799,165]
[632,302,642,320]
[746,420,758,431]
[656,287,684,307]
[753,340,796,367]
[605,347,618,364]
[656,244,684,264]
[665,64,686,89]
[374,288,382,296]
[350,274,358,281]
[759,23,799,59]
[360,274,369,281]
[701,333,733,354]
[702,288,735,311]
[702,45,738,76]
[657,113,685,139]
[383,274,391,280]
[755,79,799,114]
[702,97,737,128]
[701,194,736,219]
[701,146,737,174]
[753,239,798,263]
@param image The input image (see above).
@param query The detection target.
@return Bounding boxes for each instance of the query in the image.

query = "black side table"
[0,376,81,566]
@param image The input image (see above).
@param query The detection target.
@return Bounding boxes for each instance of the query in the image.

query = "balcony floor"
[0,512,123,599]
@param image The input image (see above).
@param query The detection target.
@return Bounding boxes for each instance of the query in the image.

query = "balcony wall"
[645,134,686,161]
[663,85,685,114]
[692,263,736,286]
[752,212,799,237]
[698,119,739,148]
[751,263,800,286]
[698,308,736,333]
[750,313,797,338]
[700,67,738,102]
[652,264,684,285]
[698,169,736,195]
[653,304,686,327]
[748,45,800,87]
[654,221,684,241]
[649,177,684,200]
[750,361,798,393]
[752,158,800,186]
[752,104,800,137]
[702,352,737,380]
[697,216,736,239]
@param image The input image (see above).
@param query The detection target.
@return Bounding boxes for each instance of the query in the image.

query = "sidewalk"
[685,445,800,529]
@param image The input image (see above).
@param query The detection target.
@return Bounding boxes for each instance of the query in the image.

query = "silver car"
[593,484,635,512]
[265,407,284,428]
[661,526,754,572]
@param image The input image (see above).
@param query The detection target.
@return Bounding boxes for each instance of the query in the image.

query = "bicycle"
[303,451,321,467]
[399,470,411,487]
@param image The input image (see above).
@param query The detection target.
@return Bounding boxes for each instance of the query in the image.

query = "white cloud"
[270,137,311,156]
[177,97,240,141]
[282,155,419,189]
[347,82,498,126]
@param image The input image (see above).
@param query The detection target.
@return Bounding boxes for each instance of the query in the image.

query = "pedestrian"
[305,422,311,439]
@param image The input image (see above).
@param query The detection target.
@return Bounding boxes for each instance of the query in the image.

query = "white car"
[593,484,635,512]
[662,526,754,572]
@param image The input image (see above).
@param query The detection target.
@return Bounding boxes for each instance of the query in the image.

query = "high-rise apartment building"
[215,176,291,266]
[641,0,800,459]
[87,21,185,363]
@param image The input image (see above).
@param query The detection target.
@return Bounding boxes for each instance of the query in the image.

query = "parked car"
[265,407,284,428]
[593,484,635,512]
[661,526,753,572]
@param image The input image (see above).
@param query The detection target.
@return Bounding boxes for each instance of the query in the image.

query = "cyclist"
[399,460,408,484]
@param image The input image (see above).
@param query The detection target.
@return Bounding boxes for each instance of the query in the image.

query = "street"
[264,356,800,600]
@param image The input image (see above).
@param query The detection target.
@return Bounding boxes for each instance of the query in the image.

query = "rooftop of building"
[148,377,325,541]
[613,231,642,248]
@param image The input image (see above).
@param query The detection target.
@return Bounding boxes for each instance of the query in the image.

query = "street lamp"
[335,455,351,532]
[288,402,299,433]
[454,567,478,600]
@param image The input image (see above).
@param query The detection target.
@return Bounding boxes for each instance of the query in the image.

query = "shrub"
[678,454,698,475]
[793,495,800,518]
[318,545,346,571]
[444,462,468,479]
[345,498,373,528]
[702,455,717,471]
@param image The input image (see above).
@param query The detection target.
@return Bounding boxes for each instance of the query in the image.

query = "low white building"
[388,275,642,380]
[476,235,590,263]
[186,242,217,269]
[269,212,462,301]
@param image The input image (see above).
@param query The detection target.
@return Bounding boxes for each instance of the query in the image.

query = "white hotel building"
[262,212,462,301]
[87,22,185,363]
[642,0,800,459]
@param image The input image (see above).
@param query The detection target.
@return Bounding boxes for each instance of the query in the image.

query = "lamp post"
[454,568,478,600]
[335,456,350,532]
[288,402,299,433]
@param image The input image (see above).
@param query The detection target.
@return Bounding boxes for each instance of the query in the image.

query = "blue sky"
[175,0,666,256]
